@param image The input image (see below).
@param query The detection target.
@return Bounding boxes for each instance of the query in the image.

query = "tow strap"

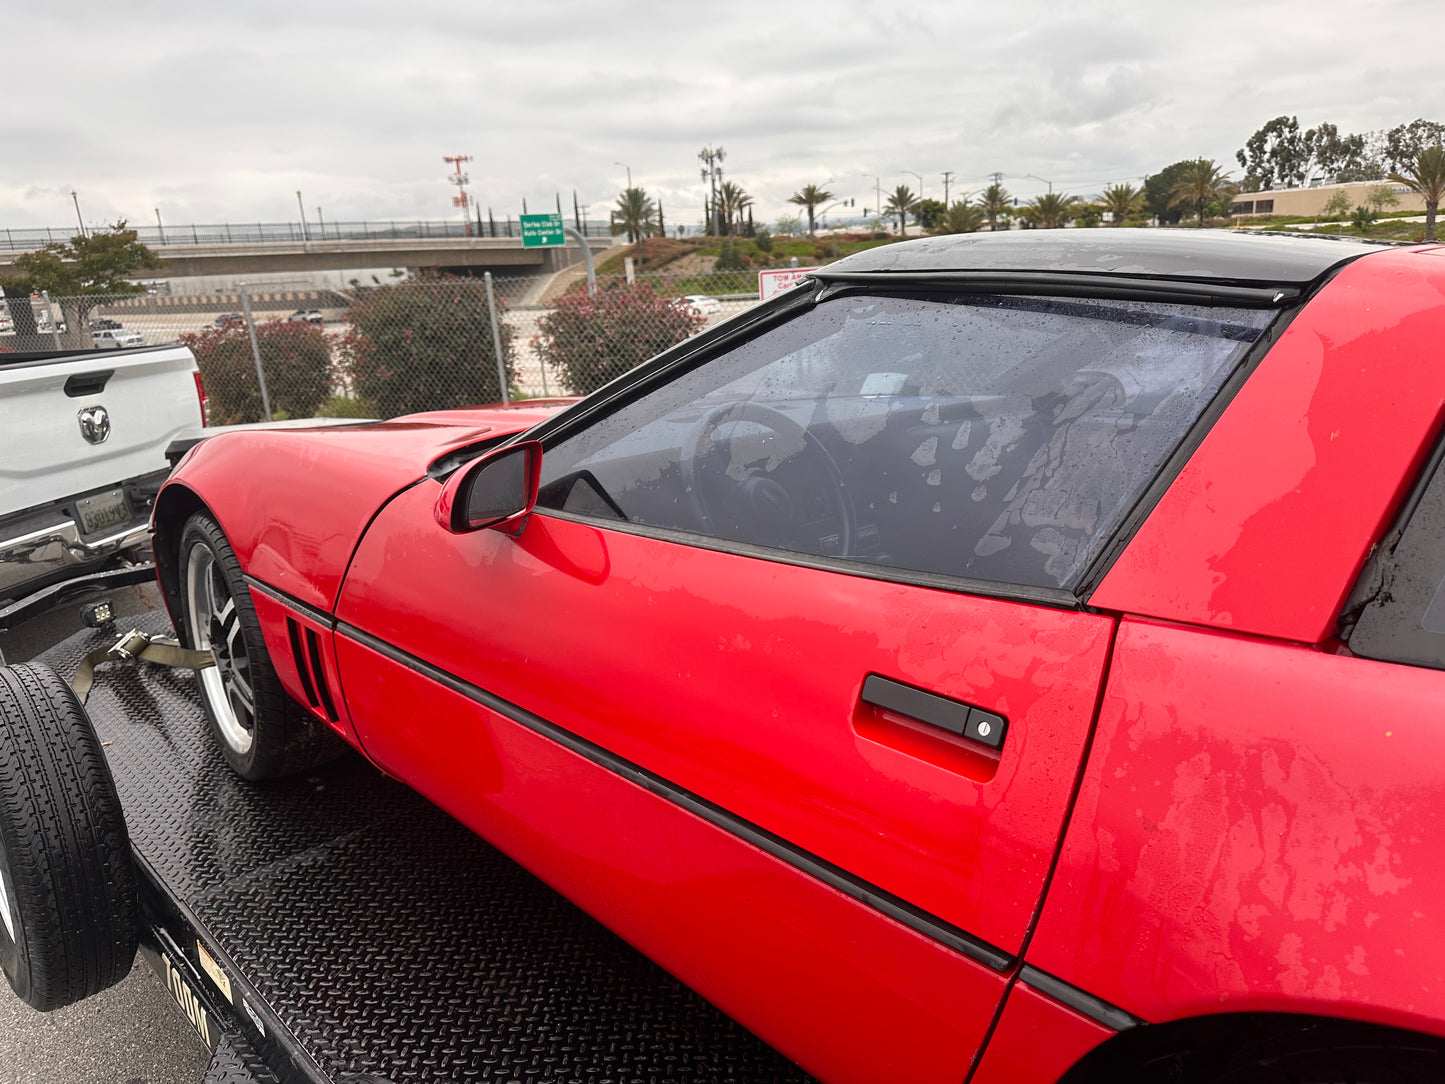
[73,628,214,704]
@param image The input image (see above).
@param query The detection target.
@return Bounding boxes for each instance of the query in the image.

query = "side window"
[537,293,1272,590]
[1349,451,1445,669]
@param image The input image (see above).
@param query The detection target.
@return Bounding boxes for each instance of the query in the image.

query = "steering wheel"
[680,400,856,558]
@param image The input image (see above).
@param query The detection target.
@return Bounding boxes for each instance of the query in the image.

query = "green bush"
[714,241,749,272]
[178,319,333,425]
[754,229,773,253]
[534,283,705,395]
[339,276,515,419]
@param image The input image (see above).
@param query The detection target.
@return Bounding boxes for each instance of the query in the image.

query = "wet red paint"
[1028,617,1445,1038]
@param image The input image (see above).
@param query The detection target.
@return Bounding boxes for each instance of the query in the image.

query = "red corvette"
[149,231,1445,1083]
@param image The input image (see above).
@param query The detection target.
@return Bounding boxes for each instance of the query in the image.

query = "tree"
[1144,160,1200,224]
[884,185,920,236]
[786,184,834,236]
[1389,145,1445,241]
[716,181,753,236]
[1018,192,1080,229]
[1169,159,1237,227]
[611,186,656,244]
[773,214,804,237]
[1384,120,1445,172]
[10,221,162,349]
[1319,189,1353,229]
[935,201,986,234]
[980,183,1012,231]
[340,275,516,418]
[1100,182,1143,226]
[1365,184,1401,214]
[177,319,334,425]
[1237,116,1307,191]
[534,283,705,394]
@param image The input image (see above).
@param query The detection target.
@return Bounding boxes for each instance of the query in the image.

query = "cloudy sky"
[3,0,1439,231]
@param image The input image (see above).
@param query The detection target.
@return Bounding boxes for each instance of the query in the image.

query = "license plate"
[75,489,130,535]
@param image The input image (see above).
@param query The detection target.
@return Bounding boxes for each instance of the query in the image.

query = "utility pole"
[942,171,954,207]
[443,155,474,237]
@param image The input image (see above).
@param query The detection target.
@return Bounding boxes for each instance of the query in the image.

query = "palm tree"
[787,184,834,237]
[1100,182,1143,227]
[1168,159,1237,228]
[936,201,986,234]
[716,181,753,236]
[884,185,920,237]
[611,186,657,264]
[1020,192,1080,230]
[1389,145,1445,242]
[611,186,655,244]
[980,183,1012,231]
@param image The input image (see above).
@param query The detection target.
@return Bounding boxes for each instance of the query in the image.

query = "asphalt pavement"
[0,580,212,1084]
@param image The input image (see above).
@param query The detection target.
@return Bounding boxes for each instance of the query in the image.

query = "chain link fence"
[0,270,770,423]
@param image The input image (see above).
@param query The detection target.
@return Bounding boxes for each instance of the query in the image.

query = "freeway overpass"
[0,220,615,281]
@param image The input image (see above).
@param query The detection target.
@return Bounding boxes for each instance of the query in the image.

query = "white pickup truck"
[0,343,206,605]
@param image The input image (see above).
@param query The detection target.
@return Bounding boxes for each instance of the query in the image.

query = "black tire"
[0,663,138,1011]
[177,512,343,780]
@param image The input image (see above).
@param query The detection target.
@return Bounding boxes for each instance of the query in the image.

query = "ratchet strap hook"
[72,628,215,704]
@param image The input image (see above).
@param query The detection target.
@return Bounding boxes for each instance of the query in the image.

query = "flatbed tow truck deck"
[35,612,813,1084]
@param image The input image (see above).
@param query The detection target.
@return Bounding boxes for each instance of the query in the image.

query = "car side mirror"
[434,440,542,535]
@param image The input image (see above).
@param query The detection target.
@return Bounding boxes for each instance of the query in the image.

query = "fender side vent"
[286,618,319,708]
[304,627,340,723]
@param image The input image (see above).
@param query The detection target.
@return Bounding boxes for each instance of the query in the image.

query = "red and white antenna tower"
[443,154,474,237]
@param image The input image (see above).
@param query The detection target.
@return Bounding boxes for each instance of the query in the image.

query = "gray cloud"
[1,0,1440,229]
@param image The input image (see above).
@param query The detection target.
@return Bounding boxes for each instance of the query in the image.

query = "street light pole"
[71,190,86,237]
[297,190,309,240]
[1025,173,1054,194]
[614,161,632,189]
[905,171,924,201]
[154,208,166,245]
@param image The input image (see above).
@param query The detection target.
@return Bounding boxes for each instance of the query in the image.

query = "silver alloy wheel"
[185,541,255,755]
[0,842,15,943]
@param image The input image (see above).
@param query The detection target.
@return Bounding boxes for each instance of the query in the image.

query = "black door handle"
[861,674,1008,751]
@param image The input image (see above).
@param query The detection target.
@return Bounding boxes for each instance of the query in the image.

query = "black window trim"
[516,268,1356,607]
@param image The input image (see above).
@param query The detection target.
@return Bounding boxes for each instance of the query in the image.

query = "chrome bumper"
[0,518,151,601]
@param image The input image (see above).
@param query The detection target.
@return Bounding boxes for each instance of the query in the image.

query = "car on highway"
[90,328,145,349]
[683,293,723,316]
[288,308,324,324]
[213,313,245,328]
[120,231,1445,1081]
[89,318,123,332]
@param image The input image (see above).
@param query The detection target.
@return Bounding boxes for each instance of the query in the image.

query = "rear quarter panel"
[1028,618,1445,1039]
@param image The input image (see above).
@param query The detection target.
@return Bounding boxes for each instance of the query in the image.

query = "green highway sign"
[520,213,566,247]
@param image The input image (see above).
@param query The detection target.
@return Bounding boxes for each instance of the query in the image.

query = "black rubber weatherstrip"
[1018,964,1142,1032]
[244,576,336,630]
[334,618,1015,973]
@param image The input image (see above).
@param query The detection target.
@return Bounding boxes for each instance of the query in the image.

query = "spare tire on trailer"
[0,663,138,1011]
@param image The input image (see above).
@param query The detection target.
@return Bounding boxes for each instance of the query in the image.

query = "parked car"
[132,232,1445,1081]
[288,308,324,324]
[213,313,246,328]
[90,328,145,349]
[683,293,723,316]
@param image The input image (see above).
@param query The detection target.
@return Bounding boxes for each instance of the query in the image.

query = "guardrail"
[0,219,615,253]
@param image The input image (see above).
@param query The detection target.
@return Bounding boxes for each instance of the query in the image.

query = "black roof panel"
[822,228,1389,286]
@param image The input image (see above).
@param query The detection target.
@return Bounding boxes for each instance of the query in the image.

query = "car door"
[332,287,1275,1083]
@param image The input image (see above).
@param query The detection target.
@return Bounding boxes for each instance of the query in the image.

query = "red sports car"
[147,231,1445,1083]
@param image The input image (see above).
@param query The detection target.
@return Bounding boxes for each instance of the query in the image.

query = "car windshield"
[539,291,1274,590]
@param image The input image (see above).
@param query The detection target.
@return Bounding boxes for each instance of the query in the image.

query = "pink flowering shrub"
[340,276,516,418]
[178,319,332,424]
[535,283,705,395]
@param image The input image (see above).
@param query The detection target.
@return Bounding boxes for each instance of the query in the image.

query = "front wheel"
[179,512,343,780]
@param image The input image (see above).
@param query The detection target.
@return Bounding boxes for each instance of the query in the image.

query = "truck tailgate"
[0,346,201,516]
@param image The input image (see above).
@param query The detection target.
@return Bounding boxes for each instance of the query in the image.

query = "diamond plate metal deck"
[39,615,814,1083]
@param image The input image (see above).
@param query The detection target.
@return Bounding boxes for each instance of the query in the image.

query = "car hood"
[161,401,575,612]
